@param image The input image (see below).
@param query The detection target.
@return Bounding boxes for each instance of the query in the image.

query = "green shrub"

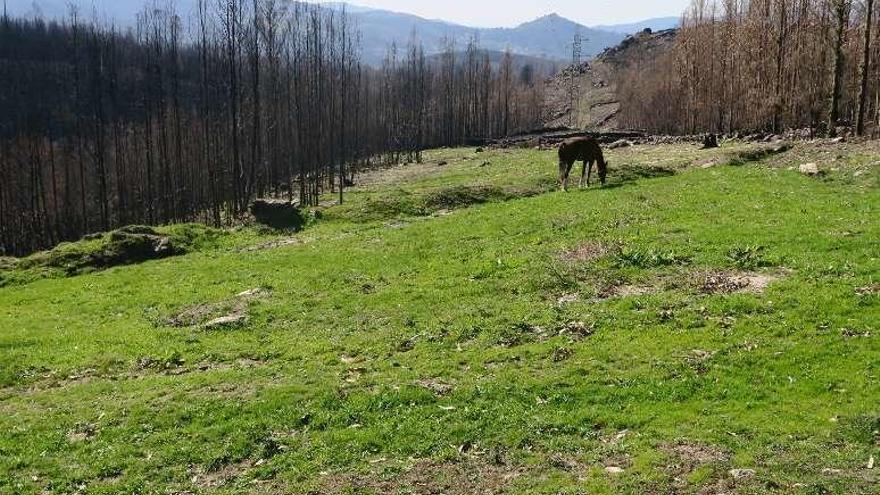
[615,247,691,268]
[727,245,774,269]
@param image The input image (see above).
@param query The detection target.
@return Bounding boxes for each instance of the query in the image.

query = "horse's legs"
[579,160,587,188]
[586,160,594,187]
[559,160,572,191]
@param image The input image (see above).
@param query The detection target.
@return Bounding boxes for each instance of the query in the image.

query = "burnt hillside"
[543,28,677,131]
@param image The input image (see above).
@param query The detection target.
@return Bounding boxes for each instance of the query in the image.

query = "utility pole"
[569,31,583,128]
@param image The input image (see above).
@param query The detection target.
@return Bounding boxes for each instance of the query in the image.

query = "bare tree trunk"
[856,0,875,134]
[828,0,850,135]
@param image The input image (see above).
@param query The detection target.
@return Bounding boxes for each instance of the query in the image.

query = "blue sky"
[315,0,692,27]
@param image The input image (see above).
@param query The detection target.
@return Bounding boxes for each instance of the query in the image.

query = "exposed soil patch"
[9,357,270,396]
[344,367,368,384]
[662,441,730,491]
[841,328,873,339]
[603,456,632,474]
[856,284,880,296]
[166,288,271,328]
[166,301,223,328]
[192,459,254,490]
[66,422,98,443]
[556,293,580,305]
[416,378,455,396]
[318,459,524,495]
[385,220,410,229]
[558,321,595,341]
[698,478,738,495]
[599,430,629,446]
[595,270,784,301]
[559,242,610,264]
[697,158,723,169]
[663,442,728,468]
[521,321,595,345]
[548,453,586,472]
[699,271,783,295]
[340,354,365,365]
[550,347,574,362]
[192,357,269,372]
[685,350,716,374]
[239,237,302,252]
[597,282,658,300]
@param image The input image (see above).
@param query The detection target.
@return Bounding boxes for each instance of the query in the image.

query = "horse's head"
[598,159,608,185]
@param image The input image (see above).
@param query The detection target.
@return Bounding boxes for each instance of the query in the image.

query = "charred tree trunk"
[828,0,850,135]
[856,0,875,135]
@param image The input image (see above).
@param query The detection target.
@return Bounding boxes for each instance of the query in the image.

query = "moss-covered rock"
[1,224,224,286]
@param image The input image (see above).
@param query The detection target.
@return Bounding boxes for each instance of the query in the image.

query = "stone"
[204,315,247,329]
[607,139,634,149]
[236,288,269,299]
[799,163,820,176]
[729,468,756,480]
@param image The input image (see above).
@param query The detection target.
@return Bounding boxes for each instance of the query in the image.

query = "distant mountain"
[319,2,376,14]
[351,8,475,64]
[348,11,626,65]
[592,17,680,35]
[482,14,624,62]
[7,1,656,65]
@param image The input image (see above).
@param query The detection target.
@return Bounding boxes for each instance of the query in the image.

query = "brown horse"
[558,137,608,191]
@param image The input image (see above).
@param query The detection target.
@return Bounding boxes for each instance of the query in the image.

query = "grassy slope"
[1,143,878,494]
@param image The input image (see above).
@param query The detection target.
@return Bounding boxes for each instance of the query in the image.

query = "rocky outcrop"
[543,29,678,131]
[94,226,180,267]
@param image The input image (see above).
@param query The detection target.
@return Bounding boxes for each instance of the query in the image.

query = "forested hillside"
[0,3,544,256]
[617,0,880,135]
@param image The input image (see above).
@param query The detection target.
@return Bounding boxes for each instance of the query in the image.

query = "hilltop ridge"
[6,1,675,65]
[543,28,679,130]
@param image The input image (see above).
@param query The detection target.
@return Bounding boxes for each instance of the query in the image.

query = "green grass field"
[1,141,879,494]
